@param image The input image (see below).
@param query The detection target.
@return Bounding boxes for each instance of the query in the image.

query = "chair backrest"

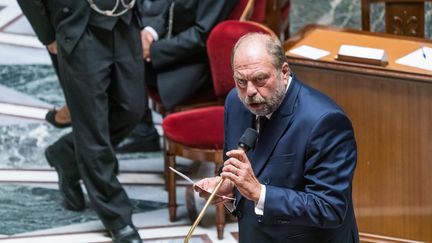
[361,0,430,38]
[206,20,276,99]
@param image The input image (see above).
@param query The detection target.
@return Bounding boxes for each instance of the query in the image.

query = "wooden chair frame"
[165,138,225,239]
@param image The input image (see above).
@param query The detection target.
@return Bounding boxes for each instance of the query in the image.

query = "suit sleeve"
[263,112,357,228]
[140,0,171,37]
[17,0,55,45]
[150,0,236,70]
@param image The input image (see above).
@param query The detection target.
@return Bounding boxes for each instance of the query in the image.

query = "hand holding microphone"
[194,128,259,203]
[221,128,262,202]
[221,148,262,203]
[186,128,258,242]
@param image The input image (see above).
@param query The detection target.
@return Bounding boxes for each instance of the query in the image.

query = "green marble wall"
[290,0,432,39]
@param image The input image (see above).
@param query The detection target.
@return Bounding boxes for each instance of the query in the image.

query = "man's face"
[233,42,288,116]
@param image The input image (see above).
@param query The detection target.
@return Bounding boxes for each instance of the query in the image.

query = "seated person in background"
[195,33,360,243]
[140,0,238,110]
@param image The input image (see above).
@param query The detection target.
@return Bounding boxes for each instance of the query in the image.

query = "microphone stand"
[184,128,258,243]
[184,177,225,243]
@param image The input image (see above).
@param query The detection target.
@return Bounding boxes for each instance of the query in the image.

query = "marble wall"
[290,0,432,39]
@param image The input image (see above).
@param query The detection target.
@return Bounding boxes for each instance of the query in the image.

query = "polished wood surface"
[285,25,432,243]
[284,25,432,79]
[361,0,430,38]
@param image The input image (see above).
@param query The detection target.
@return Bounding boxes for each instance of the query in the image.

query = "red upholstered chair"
[163,20,275,239]
[147,0,291,115]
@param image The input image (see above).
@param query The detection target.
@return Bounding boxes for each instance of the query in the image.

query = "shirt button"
[264,178,270,185]
[65,37,71,42]
[236,211,243,219]
[277,219,288,224]
[257,216,263,223]
[62,7,70,13]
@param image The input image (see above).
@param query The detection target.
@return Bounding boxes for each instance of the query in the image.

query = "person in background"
[18,1,154,242]
[18,0,159,153]
[195,33,359,243]
[132,0,239,111]
[17,1,71,128]
[34,0,239,153]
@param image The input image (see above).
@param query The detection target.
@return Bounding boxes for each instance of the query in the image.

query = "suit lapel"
[235,76,302,205]
[252,77,301,176]
[251,114,292,176]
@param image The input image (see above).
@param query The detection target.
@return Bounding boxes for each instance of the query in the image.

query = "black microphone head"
[238,128,259,152]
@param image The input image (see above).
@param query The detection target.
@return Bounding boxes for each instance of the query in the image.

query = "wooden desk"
[285,25,432,243]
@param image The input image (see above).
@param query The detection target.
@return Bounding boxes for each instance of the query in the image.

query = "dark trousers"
[52,19,146,230]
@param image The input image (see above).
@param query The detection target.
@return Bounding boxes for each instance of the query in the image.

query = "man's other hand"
[194,177,234,204]
[47,41,58,54]
[140,29,154,62]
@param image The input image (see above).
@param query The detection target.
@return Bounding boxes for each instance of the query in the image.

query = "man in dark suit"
[19,0,238,153]
[18,0,161,154]
[17,1,148,242]
[195,33,360,242]
[140,0,238,110]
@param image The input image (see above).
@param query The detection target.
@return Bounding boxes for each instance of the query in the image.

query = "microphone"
[184,128,258,243]
[237,128,259,152]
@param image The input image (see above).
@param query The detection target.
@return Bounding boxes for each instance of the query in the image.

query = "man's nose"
[246,81,257,96]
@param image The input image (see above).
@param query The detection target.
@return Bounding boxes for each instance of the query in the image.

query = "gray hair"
[230,33,287,71]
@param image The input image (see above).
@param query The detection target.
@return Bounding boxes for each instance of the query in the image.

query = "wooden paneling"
[385,2,425,37]
[285,25,432,243]
[360,232,428,243]
[361,0,429,38]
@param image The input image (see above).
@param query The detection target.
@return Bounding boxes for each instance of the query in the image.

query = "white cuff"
[254,184,266,215]
[144,26,159,41]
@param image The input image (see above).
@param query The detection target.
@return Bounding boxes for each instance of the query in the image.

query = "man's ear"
[281,62,290,85]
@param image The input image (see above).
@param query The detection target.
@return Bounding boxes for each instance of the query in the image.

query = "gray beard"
[239,77,286,116]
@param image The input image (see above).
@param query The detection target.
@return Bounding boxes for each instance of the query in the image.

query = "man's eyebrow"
[254,72,269,78]
[233,72,246,79]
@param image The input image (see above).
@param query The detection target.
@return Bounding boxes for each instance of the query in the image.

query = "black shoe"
[45,109,72,128]
[45,147,85,211]
[115,125,161,153]
[108,225,142,243]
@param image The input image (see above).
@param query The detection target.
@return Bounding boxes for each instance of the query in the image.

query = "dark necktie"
[257,116,268,134]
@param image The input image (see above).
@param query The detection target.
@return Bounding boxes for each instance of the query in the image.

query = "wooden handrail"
[240,0,255,21]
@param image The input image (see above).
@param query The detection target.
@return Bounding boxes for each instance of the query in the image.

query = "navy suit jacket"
[224,76,360,242]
